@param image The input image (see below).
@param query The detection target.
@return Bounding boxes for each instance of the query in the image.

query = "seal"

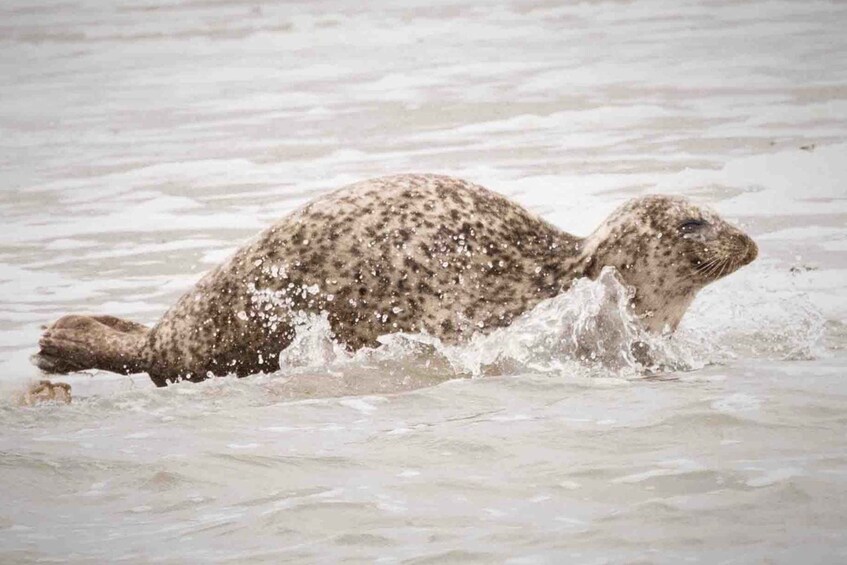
[32,174,757,386]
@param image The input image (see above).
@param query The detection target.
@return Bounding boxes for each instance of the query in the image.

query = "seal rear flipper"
[31,350,87,374]
[32,314,149,375]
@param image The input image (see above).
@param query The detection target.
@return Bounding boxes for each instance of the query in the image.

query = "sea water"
[1,0,846,562]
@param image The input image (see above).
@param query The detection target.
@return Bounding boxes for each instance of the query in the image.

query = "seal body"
[33,174,757,386]
[144,175,585,384]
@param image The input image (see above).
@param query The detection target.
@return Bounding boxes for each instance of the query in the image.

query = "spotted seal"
[32,174,757,387]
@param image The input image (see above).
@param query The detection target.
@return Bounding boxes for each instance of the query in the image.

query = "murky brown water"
[1,0,847,562]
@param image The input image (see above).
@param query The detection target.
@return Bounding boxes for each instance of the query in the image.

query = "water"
[2,0,847,561]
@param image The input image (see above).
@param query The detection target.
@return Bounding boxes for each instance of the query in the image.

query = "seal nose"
[743,235,758,265]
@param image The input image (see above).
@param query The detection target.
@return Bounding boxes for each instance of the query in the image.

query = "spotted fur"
[33,174,757,386]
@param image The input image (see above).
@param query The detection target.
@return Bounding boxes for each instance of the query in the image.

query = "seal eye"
[679,219,706,234]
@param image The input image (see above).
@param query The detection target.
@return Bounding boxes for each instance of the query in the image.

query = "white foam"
[746,468,802,488]
[612,459,705,484]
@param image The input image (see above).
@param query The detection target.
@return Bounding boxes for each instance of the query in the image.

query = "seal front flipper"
[32,314,149,375]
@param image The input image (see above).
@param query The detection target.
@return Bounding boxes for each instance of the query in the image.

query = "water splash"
[274,268,699,382]
[680,281,827,362]
[278,311,350,369]
[433,267,688,377]
[271,266,828,388]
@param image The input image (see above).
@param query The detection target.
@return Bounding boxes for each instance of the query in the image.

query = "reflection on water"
[2,0,847,562]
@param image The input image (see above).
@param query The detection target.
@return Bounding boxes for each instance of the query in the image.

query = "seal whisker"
[682,257,719,283]
[682,258,715,280]
[704,256,728,280]
[714,257,734,280]
[718,257,736,279]
[697,258,721,275]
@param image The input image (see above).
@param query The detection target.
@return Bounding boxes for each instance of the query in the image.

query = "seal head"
[582,194,758,332]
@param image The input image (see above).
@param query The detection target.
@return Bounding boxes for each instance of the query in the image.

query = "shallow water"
[2,0,847,562]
